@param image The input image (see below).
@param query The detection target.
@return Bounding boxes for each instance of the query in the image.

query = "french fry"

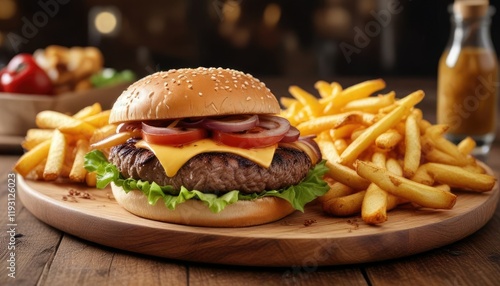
[90,124,117,144]
[334,139,348,154]
[288,85,322,117]
[386,158,403,176]
[317,181,355,204]
[314,80,333,98]
[423,145,463,166]
[375,129,402,151]
[61,143,76,178]
[36,110,96,138]
[426,125,473,166]
[403,112,421,177]
[462,163,486,174]
[325,161,370,190]
[280,97,299,109]
[362,184,388,224]
[43,129,67,181]
[317,139,340,162]
[322,191,366,217]
[339,104,409,165]
[362,152,389,224]
[321,79,386,114]
[371,152,387,168]
[385,157,409,206]
[69,139,90,182]
[411,165,435,185]
[457,136,476,155]
[297,112,361,136]
[85,171,97,187]
[83,110,111,128]
[14,140,51,177]
[417,163,495,192]
[22,129,54,150]
[356,160,457,209]
[330,124,362,140]
[73,102,102,119]
[342,91,396,113]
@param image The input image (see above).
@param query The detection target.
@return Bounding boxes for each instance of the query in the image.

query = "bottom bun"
[111,183,296,227]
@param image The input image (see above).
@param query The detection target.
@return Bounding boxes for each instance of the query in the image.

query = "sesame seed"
[188,84,193,89]
[246,97,251,101]
[198,92,203,96]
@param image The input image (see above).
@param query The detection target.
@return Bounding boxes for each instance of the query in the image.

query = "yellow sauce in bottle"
[437,47,498,136]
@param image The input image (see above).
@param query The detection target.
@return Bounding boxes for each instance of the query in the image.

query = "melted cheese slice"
[135,139,277,177]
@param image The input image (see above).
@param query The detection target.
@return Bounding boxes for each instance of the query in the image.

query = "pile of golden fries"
[281,79,497,224]
[33,45,104,94]
[14,103,115,187]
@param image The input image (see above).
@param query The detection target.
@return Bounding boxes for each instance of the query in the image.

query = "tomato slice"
[142,122,207,146]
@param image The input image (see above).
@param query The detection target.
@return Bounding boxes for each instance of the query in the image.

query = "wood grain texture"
[0,156,63,286]
[364,202,500,286]
[189,265,368,286]
[40,236,187,286]
[16,164,499,267]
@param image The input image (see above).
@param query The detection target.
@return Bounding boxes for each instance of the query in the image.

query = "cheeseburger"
[85,67,328,227]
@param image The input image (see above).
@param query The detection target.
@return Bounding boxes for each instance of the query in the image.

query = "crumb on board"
[62,188,95,202]
[346,219,360,232]
[303,219,317,227]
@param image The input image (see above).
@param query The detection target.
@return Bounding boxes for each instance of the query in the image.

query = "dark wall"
[0,0,498,78]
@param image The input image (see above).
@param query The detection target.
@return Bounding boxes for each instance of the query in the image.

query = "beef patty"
[109,139,312,194]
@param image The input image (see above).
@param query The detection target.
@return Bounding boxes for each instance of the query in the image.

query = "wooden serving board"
[17,166,499,267]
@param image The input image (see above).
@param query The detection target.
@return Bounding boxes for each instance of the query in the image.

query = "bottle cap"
[453,0,489,18]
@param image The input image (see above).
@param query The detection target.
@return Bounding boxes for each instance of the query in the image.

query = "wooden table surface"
[1,77,499,286]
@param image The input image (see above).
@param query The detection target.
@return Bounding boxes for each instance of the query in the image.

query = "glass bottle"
[437,0,498,158]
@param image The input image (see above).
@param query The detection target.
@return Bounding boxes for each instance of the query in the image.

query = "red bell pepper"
[1,54,53,95]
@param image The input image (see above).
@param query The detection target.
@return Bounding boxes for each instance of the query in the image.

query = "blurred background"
[0,0,499,79]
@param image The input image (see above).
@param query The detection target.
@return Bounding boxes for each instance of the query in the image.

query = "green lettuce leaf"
[84,150,329,213]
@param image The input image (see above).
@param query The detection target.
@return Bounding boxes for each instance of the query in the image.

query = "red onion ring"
[280,126,300,143]
[211,115,291,148]
[298,136,322,164]
[116,122,142,133]
[141,122,208,145]
[178,118,206,128]
[203,115,259,133]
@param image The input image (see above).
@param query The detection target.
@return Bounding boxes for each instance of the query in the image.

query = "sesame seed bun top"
[109,67,280,124]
